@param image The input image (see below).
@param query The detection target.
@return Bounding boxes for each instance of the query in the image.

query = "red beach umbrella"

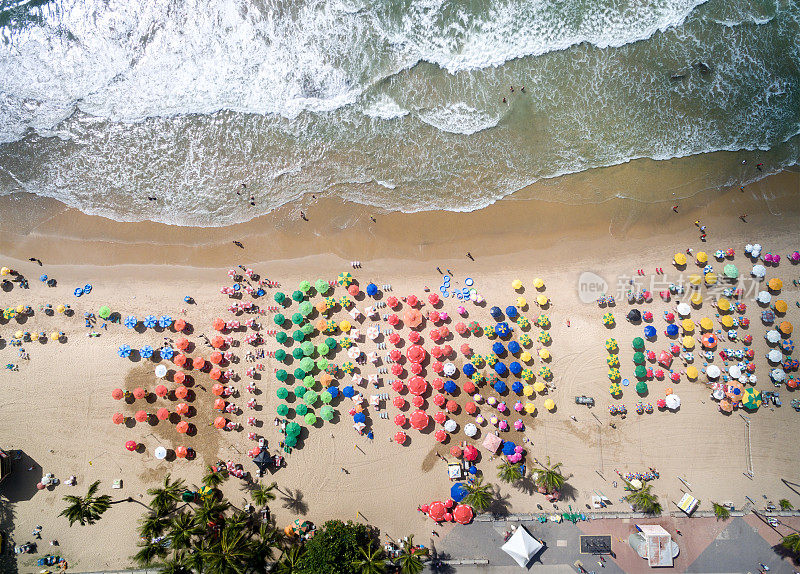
[429,293,439,305]
[404,309,422,329]
[463,445,478,461]
[465,401,477,414]
[410,410,429,431]
[155,384,168,397]
[210,368,222,380]
[348,284,359,296]
[432,377,444,391]
[407,345,426,363]
[430,310,440,323]
[434,429,447,443]
[134,410,148,422]
[407,295,418,307]
[211,336,225,349]
[210,352,223,364]
[442,344,452,357]
[410,362,422,375]
[431,346,443,358]
[174,354,187,366]
[460,344,472,356]
[394,431,407,444]
[433,411,447,424]
[112,412,124,425]
[389,333,401,345]
[454,504,473,525]
[430,329,442,342]
[133,387,146,400]
[174,319,186,332]
[439,326,450,338]
[175,446,188,458]
[391,363,403,376]
[412,395,425,408]
[125,440,138,452]
[176,421,189,433]
[389,349,401,362]
[391,379,404,393]
[387,296,399,308]
[175,403,189,415]
[112,388,124,400]
[156,408,170,420]
[212,383,224,396]
[176,338,190,350]
[446,400,458,413]
[214,416,226,429]
[214,398,226,410]
[408,376,427,396]
[408,330,421,343]
[249,446,261,458]
[428,501,446,521]
[432,361,444,373]
[455,322,468,334]
[193,357,206,370]
[450,445,463,458]
[174,371,186,384]
[388,314,399,326]
[433,394,446,407]
[463,381,476,394]
[394,414,407,426]
[175,385,188,399]
[213,318,226,331]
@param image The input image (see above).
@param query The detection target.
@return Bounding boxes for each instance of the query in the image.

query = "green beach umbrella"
[315,279,329,294]
[301,324,314,336]
[98,306,111,319]
[632,337,645,350]
[484,325,495,338]
[301,341,314,356]
[274,292,286,304]
[634,365,647,379]
[723,264,739,279]
[605,338,619,353]
[517,317,530,329]
[635,381,648,394]
[276,387,289,400]
[339,296,350,308]
[520,333,532,346]
[303,375,315,388]
[303,390,319,406]
[286,422,302,436]
[607,355,620,368]
[276,369,288,382]
[274,313,286,326]
[295,403,308,416]
[342,361,355,374]
[276,404,289,417]
[299,280,311,293]
[337,272,353,286]
[316,358,329,371]
[317,343,330,356]
[608,368,620,381]
[602,312,614,326]
[299,357,315,373]
[320,405,334,421]
[304,413,317,425]
[295,385,307,398]
[276,331,288,344]
[292,290,304,302]
[320,391,332,404]
[274,349,287,362]
[294,367,306,379]
[741,388,762,410]
[299,301,313,317]
[292,330,305,342]
[284,435,298,448]
[292,348,304,360]
[291,312,304,325]
[633,352,645,364]
[609,382,622,395]
[324,296,336,309]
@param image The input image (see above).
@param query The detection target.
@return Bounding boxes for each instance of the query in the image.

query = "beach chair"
[368,373,379,386]
[352,374,364,386]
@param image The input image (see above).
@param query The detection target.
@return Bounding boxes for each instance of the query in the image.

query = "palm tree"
[352,542,386,574]
[60,480,112,526]
[251,482,278,508]
[781,532,800,556]
[159,551,191,574]
[247,523,282,570]
[711,502,730,520]
[532,457,568,494]
[167,512,201,551]
[138,509,171,540]
[274,544,305,574]
[194,498,231,531]
[396,535,427,574]
[497,462,523,484]
[624,483,662,515]
[147,473,185,513]
[779,498,793,511]
[202,465,227,489]
[201,523,253,574]
[133,539,168,567]
[462,477,493,514]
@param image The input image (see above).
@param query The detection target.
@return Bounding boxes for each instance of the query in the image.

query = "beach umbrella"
[603,313,615,326]
[607,355,620,368]
[634,366,647,380]
[142,315,157,329]
[290,290,303,303]
[410,410,429,431]
[608,368,620,381]
[633,351,645,364]
[175,402,189,416]
[394,431,407,444]
[768,349,782,363]
[543,398,555,411]
[609,382,621,396]
[159,315,173,329]
[274,291,286,304]
[538,366,552,379]
[97,306,112,320]
[125,440,138,452]
[117,344,132,358]
[140,346,154,359]
[780,321,793,335]
[112,388,125,401]
[682,336,695,349]
[706,365,721,379]
[134,410,148,423]
[315,278,329,294]
[434,430,447,443]
[176,421,190,433]
[775,300,788,314]
[605,339,619,354]
[286,422,302,437]
[408,376,427,396]
[112,412,125,425]
[762,310,775,324]
[496,322,511,338]
[632,337,644,350]
[723,264,739,279]
[751,264,766,278]
[160,347,175,360]
[635,381,648,394]
[156,407,170,421]
[337,272,354,286]
[538,332,551,344]
[769,278,783,292]
[295,403,308,417]
[320,405,334,421]
[781,339,794,353]
[742,388,762,410]
[627,309,642,323]
[304,413,317,425]
[766,329,781,343]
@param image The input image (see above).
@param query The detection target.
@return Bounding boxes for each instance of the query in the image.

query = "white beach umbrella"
[766,330,781,343]
[443,362,456,376]
[347,346,361,359]
[752,244,762,257]
[464,423,478,437]
[366,326,379,340]
[751,264,766,278]
[770,368,786,382]
[706,365,721,379]
[677,303,691,317]
[729,365,742,378]
[154,446,168,460]
[665,394,681,410]
[155,364,168,378]
[443,419,457,433]
[757,291,771,304]
[748,375,757,384]
[767,349,782,363]
[712,389,725,400]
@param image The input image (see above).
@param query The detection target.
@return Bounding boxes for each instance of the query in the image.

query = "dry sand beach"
[0,165,799,573]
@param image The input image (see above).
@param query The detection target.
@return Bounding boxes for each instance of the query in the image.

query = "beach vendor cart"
[284,519,314,539]
[676,493,699,516]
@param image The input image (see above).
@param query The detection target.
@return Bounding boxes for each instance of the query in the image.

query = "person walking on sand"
[672,205,679,212]
[467,252,474,261]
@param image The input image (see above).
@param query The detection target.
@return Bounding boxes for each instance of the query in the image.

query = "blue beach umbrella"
[159,315,173,328]
[508,341,521,355]
[450,482,469,503]
[160,347,175,360]
[327,386,339,398]
[342,385,355,398]
[124,315,137,328]
[443,380,457,394]
[512,381,523,394]
[40,274,47,282]
[493,381,507,394]
[143,315,158,328]
[644,325,656,339]
[490,306,502,320]
[666,324,679,337]
[354,412,366,424]
[492,342,505,355]
[494,362,508,377]
[118,344,131,358]
[140,346,154,359]
[463,363,476,377]
[496,322,511,338]
[509,361,522,375]
[366,283,378,297]
[469,465,478,475]
[502,441,517,456]
[505,306,518,319]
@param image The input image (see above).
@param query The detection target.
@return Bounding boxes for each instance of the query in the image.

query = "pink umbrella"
[439,326,450,338]
[460,344,472,356]
[514,419,524,430]
[498,420,508,431]
[394,413,407,426]
[514,401,524,412]
[442,344,453,357]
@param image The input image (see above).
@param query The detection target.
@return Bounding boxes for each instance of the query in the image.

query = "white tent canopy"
[501,525,544,568]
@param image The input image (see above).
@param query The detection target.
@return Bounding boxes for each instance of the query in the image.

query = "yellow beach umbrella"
[15,304,24,314]
[533,381,546,393]
[696,251,708,264]
[674,253,687,266]
[520,351,532,363]
[705,272,717,285]
[699,317,713,331]
[780,321,793,335]
[523,385,534,397]
[0,267,9,276]
[769,278,783,291]
[56,304,65,313]
[536,294,548,306]
[682,319,695,332]
[690,292,703,306]
[774,300,788,314]
[517,297,527,308]
[682,336,695,349]
[717,298,731,311]
[533,278,544,289]
[538,348,549,360]
[688,274,702,286]
[512,279,522,290]
[339,320,351,332]
[50,331,60,341]
[14,330,23,339]
[524,402,536,414]
[686,365,699,379]
[720,315,734,328]
[543,398,556,411]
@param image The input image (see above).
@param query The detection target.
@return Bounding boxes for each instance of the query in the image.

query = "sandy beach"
[0,165,799,573]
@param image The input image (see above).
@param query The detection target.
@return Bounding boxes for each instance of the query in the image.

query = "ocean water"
[0,0,798,226]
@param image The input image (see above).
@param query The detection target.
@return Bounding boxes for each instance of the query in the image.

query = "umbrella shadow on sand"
[0,451,41,503]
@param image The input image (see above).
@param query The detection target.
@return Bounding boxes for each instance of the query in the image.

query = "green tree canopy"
[295,520,379,574]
